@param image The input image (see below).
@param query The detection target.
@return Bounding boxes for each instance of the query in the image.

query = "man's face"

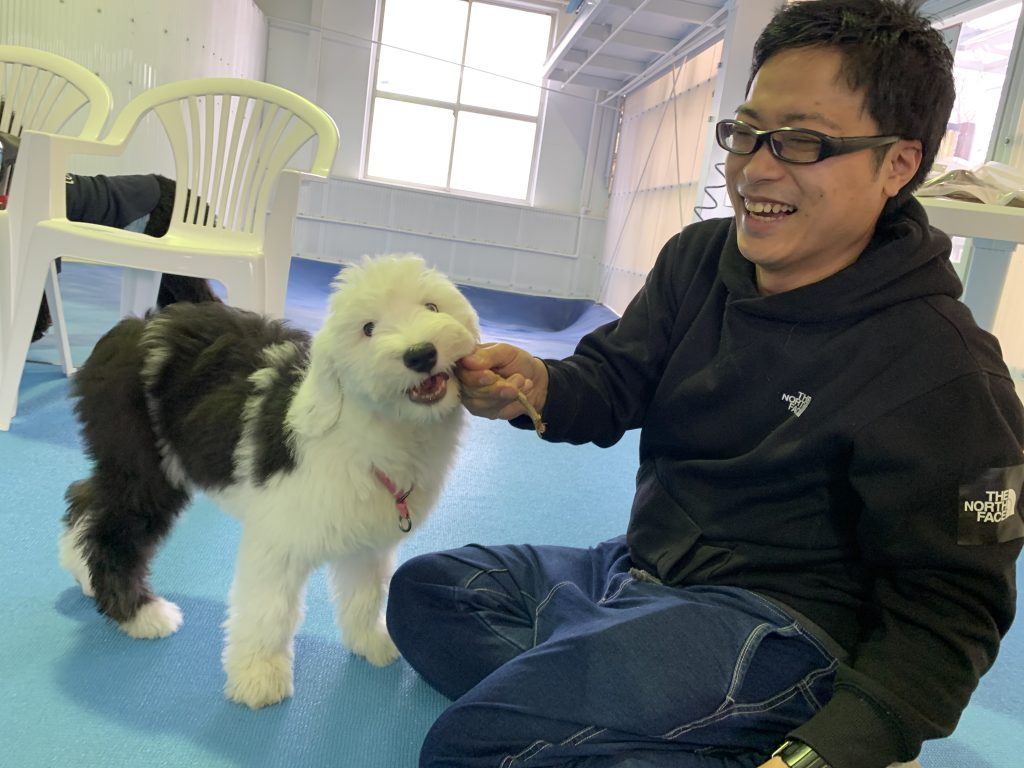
[725,46,919,295]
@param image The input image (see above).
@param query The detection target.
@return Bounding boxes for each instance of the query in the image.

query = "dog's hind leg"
[59,482,97,598]
[61,470,190,639]
[62,314,191,638]
[222,528,312,708]
[329,549,400,667]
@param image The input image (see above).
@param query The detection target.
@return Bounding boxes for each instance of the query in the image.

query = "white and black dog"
[59,254,480,708]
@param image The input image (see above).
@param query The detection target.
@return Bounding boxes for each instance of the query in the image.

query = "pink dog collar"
[373,468,413,532]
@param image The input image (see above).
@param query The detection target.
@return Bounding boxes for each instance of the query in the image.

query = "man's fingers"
[459,342,509,371]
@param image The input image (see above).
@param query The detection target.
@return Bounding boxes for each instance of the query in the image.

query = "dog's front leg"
[329,549,400,667]
[222,530,312,709]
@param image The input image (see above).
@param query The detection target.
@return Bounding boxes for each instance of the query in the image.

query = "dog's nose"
[403,343,437,373]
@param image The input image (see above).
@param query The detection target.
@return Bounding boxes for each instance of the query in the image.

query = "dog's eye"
[362,322,375,337]
[425,303,439,312]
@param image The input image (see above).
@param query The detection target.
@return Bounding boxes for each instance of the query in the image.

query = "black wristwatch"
[771,739,831,768]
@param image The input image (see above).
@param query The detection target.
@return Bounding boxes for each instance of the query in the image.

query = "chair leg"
[0,259,53,430]
[43,261,76,376]
[264,261,291,320]
[120,267,162,318]
[263,170,301,320]
[222,272,265,315]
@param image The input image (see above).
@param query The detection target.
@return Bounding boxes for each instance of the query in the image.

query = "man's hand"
[757,758,788,768]
[457,343,548,422]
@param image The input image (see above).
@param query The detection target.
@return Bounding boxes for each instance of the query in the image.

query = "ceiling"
[543,0,730,102]
[542,0,1023,100]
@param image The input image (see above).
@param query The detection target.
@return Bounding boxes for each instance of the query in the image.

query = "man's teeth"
[745,200,795,215]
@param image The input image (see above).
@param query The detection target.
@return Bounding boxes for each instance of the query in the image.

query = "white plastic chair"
[0,76,339,430]
[0,45,113,388]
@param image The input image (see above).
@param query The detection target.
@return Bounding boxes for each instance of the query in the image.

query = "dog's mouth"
[408,372,450,405]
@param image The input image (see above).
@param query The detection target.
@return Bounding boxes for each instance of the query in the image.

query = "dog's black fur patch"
[133,302,310,489]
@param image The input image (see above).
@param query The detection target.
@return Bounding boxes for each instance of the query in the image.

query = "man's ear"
[883,139,923,198]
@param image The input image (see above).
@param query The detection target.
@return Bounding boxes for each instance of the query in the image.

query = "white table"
[918,197,1024,330]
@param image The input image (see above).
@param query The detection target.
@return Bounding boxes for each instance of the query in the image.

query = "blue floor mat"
[1,258,1021,768]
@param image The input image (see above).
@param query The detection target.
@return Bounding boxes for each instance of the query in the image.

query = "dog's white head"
[310,254,480,425]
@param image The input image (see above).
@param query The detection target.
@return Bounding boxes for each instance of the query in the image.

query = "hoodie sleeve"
[65,173,162,228]
[515,224,727,447]
[791,369,1024,768]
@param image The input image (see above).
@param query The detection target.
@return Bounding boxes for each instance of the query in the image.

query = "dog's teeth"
[408,373,449,404]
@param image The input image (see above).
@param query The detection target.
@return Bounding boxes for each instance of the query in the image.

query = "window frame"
[362,0,555,204]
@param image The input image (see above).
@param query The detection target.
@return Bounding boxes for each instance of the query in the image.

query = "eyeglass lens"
[720,123,822,163]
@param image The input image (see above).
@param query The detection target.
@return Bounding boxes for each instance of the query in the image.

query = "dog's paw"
[347,624,401,667]
[119,598,183,639]
[224,654,294,709]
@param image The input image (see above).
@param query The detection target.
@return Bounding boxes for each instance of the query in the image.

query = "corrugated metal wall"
[0,0,267,176]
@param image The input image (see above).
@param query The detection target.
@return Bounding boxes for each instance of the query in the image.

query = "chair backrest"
[0,46,112,326]
[103,77,339,242]
[0,45,112,139]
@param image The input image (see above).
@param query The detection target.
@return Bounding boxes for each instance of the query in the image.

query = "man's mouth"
[408,373,449,404]
[743,198,797,219]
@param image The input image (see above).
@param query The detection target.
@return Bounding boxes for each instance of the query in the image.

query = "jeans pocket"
[727,622,820,706]
[661,619,837,742]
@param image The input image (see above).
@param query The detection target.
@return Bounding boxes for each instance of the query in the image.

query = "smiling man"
[387,2,1024,768]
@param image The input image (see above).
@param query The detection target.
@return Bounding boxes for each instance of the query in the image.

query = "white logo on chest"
[781,391,812,417]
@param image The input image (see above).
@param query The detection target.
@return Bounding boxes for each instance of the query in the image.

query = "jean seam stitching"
[461,568,535,654]
[499,739,549,767]
[464,567,510,589]
[499,726,608,767]
[660,659,839,740]
[599,574,634,603]
[532,581,575,646]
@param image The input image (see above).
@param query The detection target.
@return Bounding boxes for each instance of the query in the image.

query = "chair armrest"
[6,130,128,255]
[19,128,125,159]
[282,168,331,185]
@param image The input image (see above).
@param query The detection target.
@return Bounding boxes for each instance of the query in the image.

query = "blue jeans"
[386,537,839,768]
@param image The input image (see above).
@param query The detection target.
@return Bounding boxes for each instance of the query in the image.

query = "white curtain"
[599,42,723,315]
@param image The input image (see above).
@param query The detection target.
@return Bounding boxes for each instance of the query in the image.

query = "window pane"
[450,112,535,198]
[940,2,1022,166]
[377,0,468,102]
[367,98,454,188]
[461,3,550,116]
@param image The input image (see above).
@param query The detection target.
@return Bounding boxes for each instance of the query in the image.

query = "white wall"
[259,0,617,299]
[0,0,267,177]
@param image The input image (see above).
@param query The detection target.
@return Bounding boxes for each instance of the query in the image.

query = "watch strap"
[771,739,831,768]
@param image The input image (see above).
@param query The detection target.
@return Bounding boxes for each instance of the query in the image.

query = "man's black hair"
[750,0,955,202]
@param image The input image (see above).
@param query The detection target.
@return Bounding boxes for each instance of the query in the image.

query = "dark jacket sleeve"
[793,369,1024,767]
[518,228,718,448]
[65,173,162,228]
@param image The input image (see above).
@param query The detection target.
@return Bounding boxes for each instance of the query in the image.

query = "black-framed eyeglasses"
[715,119,901,164]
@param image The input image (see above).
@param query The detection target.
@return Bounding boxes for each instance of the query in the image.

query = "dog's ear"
[288,354,344,437]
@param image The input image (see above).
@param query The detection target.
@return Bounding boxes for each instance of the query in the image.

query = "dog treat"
[517,391,546,435]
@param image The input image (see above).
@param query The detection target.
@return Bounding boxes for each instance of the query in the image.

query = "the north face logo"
[963,488,1018,523]
[958,464,1024,545]
[781,391,812,417]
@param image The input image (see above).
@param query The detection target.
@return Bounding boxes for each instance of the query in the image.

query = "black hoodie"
[529,199,1024,767]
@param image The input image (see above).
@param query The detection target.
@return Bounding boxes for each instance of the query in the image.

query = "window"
[932,1,1021,271]
[366,0,552,200]
[938,1,1022,166]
